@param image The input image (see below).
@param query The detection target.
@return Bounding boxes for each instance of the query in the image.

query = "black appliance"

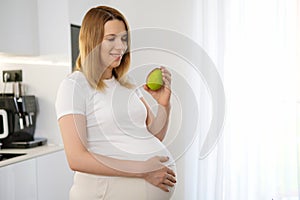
[71,24,80,70]
[0,95,46,148]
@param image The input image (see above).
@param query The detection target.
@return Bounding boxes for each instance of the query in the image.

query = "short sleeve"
[55,78,86,120]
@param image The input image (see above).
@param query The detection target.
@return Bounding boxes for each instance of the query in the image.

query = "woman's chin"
[107,61,121,69]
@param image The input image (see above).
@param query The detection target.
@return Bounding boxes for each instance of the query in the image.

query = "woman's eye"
[107,38,115,41]
[121,36,128,42]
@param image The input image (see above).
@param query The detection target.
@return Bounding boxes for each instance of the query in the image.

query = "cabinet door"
[36,150,73,200]
[0,159,38,200]
[37,0,70,56]
[0,0,39,55]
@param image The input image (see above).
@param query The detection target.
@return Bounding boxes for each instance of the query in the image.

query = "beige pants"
[69,172,174,200]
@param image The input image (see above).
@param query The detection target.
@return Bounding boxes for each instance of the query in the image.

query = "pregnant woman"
[55,5,176,200]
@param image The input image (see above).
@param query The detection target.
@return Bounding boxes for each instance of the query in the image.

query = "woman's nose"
[115,38,127,50]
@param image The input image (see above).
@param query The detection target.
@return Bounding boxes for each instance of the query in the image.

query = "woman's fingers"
[144,156,176,192]
[158,183,170,192]
[158,174,176,192]
[167,167,176,177]
[161,67,171,88]
[163,76,171,89]
[163,179,175,187]
[143,84,150,93]
[158,156,169,163]
[160,66,171,76]
[161,68,171,78]
[166,173,176,183]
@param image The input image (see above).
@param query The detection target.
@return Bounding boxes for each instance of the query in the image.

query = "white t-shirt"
[55,71,174,163]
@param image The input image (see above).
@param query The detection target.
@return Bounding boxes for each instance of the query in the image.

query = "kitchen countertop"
[0,144,64,167]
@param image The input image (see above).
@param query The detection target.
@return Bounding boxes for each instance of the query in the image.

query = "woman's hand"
[144,67,171,107]
[142,156,176,192]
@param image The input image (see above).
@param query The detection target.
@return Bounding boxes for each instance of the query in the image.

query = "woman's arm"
[59,114,176,191]
[59,114,143,177]
[142,67,172,141]
[140,98,170,141]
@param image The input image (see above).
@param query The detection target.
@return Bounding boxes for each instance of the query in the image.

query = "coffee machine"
[0,95,46,148]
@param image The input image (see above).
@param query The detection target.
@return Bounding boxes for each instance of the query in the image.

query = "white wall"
[68,0,100,25]
[69,0,198,37]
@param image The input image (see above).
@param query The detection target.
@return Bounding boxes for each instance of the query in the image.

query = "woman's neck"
[102,68,113,79]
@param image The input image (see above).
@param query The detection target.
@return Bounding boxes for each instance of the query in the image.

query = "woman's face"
[100,19,128,71]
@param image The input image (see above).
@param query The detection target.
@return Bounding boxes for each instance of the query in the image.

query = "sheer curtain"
[197,0,299,199]
[196,0,226,199]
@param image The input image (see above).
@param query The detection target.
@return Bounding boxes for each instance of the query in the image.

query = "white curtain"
[196,0,226,199]
[197,0,299,199]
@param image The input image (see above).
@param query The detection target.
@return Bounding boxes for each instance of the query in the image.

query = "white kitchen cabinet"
[37,0,71,57]
[0,0,71,58]
[68,0,99,25]
[0,150,73,200]
[36,150,73,200]
[0,0,39,56]
[0,159,38,200]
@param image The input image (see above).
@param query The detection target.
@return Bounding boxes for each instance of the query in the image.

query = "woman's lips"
[110,54,122,61]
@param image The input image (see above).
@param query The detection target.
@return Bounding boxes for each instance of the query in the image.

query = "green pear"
[146,68,163,90]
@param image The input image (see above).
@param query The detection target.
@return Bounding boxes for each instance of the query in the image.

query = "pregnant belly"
[88,134,177,199]
[89,133,176,168]
[112,134,175,165]
[109,135,177,182]
[88,131,176,173]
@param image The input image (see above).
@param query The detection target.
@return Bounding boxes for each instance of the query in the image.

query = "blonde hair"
[74,6,132,90]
